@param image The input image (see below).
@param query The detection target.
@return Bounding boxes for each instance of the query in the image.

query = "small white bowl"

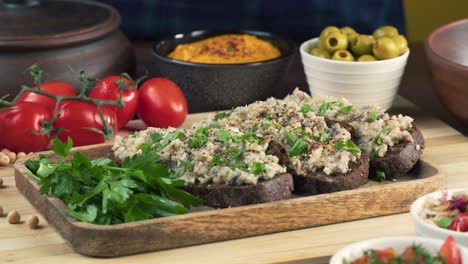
[299,38,410,110]
[411,188,468,247]
[330,236,468,264]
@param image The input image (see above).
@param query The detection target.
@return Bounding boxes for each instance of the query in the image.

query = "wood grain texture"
[0,97,467,263]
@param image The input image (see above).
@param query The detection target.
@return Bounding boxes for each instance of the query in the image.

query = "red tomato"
[89,76,138,128]
[449,212,468,232]
[137,78,188,128]
[376,248,399,261]
[53,101,118,146]
[17,82,77,111]
[0,102,52,152]
[439,236,462,264]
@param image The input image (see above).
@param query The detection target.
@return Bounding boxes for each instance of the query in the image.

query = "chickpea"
[17,152,27,160]
[1,148,11,155]
[7,210,20,224]
[27,215,39,229]
[0,153,10,166]
[7,152,16,163]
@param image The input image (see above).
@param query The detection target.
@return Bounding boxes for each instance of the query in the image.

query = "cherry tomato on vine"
[0,102,52,153]
[17,81,77,112]
[89,75,138,128]
[53,101,118,147]
[137,78,188,128]
[439,236,462,264]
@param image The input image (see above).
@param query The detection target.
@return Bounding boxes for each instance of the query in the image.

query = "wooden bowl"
[425,19,468,126]
[0,0,135,98]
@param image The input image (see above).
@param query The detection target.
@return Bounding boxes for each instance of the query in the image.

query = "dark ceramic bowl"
[152,30,294,113]
[425,19,468,126]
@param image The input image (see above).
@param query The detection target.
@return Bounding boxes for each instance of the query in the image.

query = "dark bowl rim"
[426,18,468,72]
[152,29,295,68]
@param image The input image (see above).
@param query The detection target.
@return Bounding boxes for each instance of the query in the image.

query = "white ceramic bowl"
[411,188,468,247]
[300,38,410,110]
[330,236,468,264]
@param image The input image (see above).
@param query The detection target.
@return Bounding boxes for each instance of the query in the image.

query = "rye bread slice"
[370,126,425,180]
[292,154,370,194]
[184,173,294,208]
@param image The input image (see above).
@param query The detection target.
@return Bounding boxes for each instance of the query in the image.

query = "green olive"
[392,35,408,55]
[357,54,377,62]
[373,37,399,60]
[373,25,399,39]
[319,26,340,43]
[347,32,359,44]
[322,32,348,53]
[315,40,324,49]
[331,50,355,62]
[340,26,356,35]
[351,35,376,57]
[309,47,330,59]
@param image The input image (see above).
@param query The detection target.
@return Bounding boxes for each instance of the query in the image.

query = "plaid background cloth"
[98,0,405,42]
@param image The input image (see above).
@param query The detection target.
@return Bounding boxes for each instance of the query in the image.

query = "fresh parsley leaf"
[232,159,248,171]
[338,105,353,113]
[318,102,341,116]
[227,143,246,160]
[251,162,266,175]
[208,154,225,168]
[260,123,272,129]
[52,137,73,158]
[370,146,381,159]
[334,140,361,153]
[179,159,193,170]
[300,104,312,115]
[284,130,296,146]
[290,138,309,156]
[214,112,230,121]
[374,127,390,146]
[376,170,386,182]
[434,217,454,228]
[368,112,378,123]
[162,131,185,147]
[68,205,98,223]
[265,113,274,120]
[319,133,329,142]
[217,130,231,142]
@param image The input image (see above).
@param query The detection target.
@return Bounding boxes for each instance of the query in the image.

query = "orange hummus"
[168,34,281,64]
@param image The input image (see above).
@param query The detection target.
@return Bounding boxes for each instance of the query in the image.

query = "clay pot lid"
[426,18,468,69]
[0,0,120,50]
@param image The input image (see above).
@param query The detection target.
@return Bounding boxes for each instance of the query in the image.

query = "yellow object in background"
[403,0,468,42]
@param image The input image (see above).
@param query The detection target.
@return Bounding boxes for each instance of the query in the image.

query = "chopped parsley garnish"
[260,123,272,129]
[290,138,309,156]
[368,111,378,123]
[265,113,274,120]
[318,102,342,116]
[334,140,361,153]
[284,130,296,146]
[140,132,183,154]
[179,159,193,170]
[376,170,386,182]
[232,160,248,171]
[251,162,266,175]
[214,112,231,121]
[216,130,232,142]
[227,143,246,160]
[338,105,353,113]
[300,104,313,115]
[187,127,209,149]
[24,138,202,225]
[319,132,329,142]
[370,146,381,159]
[208,154,226,168]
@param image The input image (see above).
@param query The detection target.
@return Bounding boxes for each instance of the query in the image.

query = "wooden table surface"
[0,96,467,264]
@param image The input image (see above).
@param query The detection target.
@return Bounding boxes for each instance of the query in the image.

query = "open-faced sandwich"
[111,89,424,208]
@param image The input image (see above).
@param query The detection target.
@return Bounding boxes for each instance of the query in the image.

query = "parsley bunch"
[25,138,202,225]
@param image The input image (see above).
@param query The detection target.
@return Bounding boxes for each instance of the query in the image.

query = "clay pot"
[0,0,135,98]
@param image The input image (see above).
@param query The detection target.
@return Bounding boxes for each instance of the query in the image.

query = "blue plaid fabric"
[98,0,405,42]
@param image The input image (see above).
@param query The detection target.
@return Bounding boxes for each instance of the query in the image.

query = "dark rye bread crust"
[370,126,425,180]
[184,173,294,208]
[268,140,370,194]
[292,154,369,194]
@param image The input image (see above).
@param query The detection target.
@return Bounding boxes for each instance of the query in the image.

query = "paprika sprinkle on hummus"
[168,34,281,64]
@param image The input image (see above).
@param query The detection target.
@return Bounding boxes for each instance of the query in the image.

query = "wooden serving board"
[14,142,446,258]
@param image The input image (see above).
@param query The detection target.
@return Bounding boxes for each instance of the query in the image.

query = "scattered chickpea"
[0,153,9,166]
[7,152,16,163]
[17,152,27,160]
[7,210,20,224]
[1,148,11,155]
[27,215,39,229]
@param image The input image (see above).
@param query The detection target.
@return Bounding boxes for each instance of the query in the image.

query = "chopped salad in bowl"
[411,189,468,247]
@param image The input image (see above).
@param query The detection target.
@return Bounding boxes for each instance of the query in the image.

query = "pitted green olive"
[322,32,348,53]
[357,54,377,62]
[340,26,356,35]
[373,25,399,39]
[351,35,376,57]
[392,35,408,55]
[347,32,359,44]
[331,50,354,61]
[373,37,399,60]
[319,26,340,43]
[309,47,330,59]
